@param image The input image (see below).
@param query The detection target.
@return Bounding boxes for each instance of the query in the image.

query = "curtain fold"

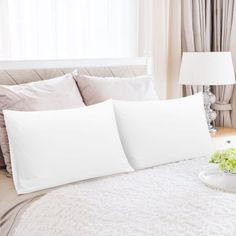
[182,0,235,127]
[138,0,182,99]
[211,0,235,128]
[230,1,236,128]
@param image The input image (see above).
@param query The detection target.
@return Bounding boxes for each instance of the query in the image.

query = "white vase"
[223,171,236,188]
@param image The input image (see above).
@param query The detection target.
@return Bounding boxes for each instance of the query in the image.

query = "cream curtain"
[211,0,235,127]
[182,0,235,127]
[230,2,236,128]
[138,0,182,99]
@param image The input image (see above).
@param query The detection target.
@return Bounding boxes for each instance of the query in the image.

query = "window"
[0,0,138,60]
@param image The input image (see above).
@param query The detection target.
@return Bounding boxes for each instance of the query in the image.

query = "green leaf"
[211,148,236,174]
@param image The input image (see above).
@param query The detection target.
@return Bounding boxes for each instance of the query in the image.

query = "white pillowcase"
[74,74,158,105]
[113,93,214,169]
[4,100,133,194]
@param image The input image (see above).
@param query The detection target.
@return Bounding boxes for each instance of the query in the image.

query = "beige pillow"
[0,74,85,175]
[74,74,158,105]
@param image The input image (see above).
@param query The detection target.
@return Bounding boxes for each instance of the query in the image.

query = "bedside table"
[211,127,236,150]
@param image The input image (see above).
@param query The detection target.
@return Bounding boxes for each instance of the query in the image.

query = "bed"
[2,158,236,236]
[1,58,236,236]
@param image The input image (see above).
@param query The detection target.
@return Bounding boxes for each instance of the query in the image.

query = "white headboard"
[0,57,148,85]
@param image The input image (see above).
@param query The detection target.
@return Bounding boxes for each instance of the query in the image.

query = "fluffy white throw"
[13,158,236,236]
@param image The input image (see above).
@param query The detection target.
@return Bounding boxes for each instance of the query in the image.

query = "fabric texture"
[211,0,235,127]
[74,74,158,105]
[182,0,235,127]
[138,0,182,99]
[0,169,49,236]
[113,93,213,170]
[230,2,236,128]
[0,66,147,86]
[0,74,85,175]
[10,157,236,236]
[4,100,132,194]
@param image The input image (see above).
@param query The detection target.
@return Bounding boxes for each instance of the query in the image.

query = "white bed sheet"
[10,157,236,236]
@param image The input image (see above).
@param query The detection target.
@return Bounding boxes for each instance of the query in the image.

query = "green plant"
[210,148,236,174]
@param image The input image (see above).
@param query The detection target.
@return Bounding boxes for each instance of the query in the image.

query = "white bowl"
[223,171,236,189]
[199,168,236,193]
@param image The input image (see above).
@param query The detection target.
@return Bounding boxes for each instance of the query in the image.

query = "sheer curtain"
[138,0,182,99]
[0,0,138,60]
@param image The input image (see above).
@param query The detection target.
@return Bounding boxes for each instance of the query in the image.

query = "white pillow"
[113,93,214,169]
[4,100,133,194]
[74,74,158,105]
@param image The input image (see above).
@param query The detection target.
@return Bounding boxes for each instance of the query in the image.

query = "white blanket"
[13,158,236,236]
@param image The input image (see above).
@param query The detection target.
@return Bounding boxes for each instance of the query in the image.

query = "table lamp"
[179,52,235,132]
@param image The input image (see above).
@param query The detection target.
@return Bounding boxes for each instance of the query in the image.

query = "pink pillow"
[0,73,85,175]
[74,74,158,105]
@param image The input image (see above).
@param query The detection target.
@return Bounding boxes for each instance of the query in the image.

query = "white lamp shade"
[179,52,235,85]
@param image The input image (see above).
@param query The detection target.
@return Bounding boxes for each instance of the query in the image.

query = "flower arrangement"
[210,148,236,174]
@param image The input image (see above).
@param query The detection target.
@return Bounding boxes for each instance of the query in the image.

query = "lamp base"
[203,86,217,133]
[208,125,217,133]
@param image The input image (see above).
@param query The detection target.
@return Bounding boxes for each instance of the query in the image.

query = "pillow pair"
[0,73,157,175]
[4,93,213,194]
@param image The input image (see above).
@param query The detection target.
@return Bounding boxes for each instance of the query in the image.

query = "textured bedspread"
[10,157,236,236]
[0,169,49,236]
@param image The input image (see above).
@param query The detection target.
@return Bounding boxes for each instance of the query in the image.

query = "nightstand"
[211,127,236,151]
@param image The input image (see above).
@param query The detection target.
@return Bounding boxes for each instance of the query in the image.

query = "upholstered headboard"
[0,57,148,167]
[0,58,148,85]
